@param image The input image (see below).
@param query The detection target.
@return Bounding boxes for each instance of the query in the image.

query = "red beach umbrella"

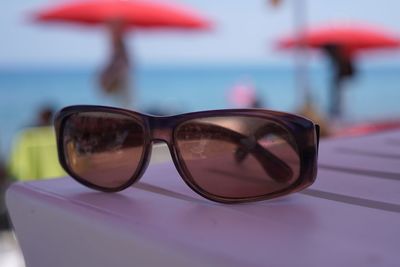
[278,24,400,55]
[33,0,211,107]
[34,0,211,29]
[277,24,400,120]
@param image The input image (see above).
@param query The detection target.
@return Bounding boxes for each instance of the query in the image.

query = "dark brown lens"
[175,116,300,199]
[62,112,145,189]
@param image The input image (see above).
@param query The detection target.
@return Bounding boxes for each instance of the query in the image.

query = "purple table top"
[6,129,400,267]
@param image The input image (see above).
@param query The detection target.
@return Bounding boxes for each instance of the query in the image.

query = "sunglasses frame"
[55,105,319,203]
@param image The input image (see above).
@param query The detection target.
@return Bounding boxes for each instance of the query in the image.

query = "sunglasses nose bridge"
[148,116,174,144]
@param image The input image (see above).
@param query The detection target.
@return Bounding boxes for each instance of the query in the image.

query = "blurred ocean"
[1,64,400,158]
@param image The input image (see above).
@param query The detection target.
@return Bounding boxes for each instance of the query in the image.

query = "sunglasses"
[54,105,319,203]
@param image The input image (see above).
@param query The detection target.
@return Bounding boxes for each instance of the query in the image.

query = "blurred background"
[2,0,400,266]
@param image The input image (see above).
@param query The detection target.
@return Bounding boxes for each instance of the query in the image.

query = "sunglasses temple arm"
[183,122,293,183]
[237,121,318,160]
[235,123,297,183]
[235,143,294,183]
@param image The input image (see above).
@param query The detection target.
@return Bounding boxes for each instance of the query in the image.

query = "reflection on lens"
[175,116,300,199]
[62,112,145,189]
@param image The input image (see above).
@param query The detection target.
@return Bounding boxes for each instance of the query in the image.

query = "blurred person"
[36,105,54,126]
[322,44,356,120]
[228,80,264,108]
[8,105,64,181]
[99,20,131,107]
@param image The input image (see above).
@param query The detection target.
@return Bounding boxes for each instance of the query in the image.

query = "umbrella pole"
[293,0,310,106]
[330,76,342,120]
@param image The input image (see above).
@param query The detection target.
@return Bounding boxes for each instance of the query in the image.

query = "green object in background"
[8,126,65,180]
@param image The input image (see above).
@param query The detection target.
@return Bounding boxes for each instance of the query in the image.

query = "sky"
[2,0,400,68]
